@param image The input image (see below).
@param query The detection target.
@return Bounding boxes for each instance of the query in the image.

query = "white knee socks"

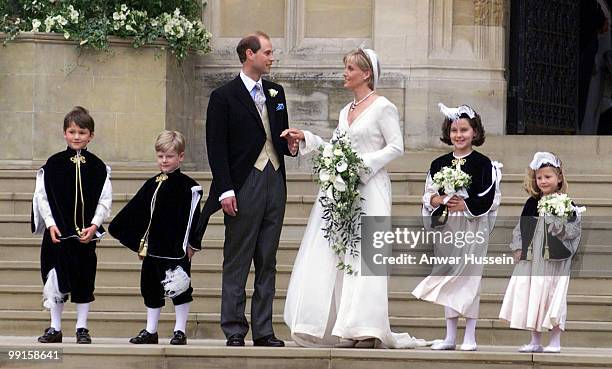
[146,307,161,334]
[548,326,562,349]
[443,307,458,343]
[529,331,542,346]
[174,303,190,333]
[50,303,64,331]
[463,318,477,345]
[75,303,90,330]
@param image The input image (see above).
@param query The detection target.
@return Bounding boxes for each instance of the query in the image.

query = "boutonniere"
[268,88,278,97]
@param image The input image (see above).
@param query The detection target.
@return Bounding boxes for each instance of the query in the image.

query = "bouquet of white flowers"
[530,193,586,260]
[312,129,368,275]
[431,166,472,201]
[537,193,586,220]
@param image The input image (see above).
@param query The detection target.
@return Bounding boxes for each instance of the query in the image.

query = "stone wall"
[0,33,196,170]
[194,0,508,170]
[0,1,508,171]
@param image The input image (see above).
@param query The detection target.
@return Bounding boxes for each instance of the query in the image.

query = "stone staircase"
[0,148,611,368]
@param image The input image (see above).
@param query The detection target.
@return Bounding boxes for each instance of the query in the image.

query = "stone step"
[389,136,612,175]
[2,237,611,278]
[3,190,610,219]
[2,311,612,347]
[3,285,612,322]
[2,199,612,239]
[2,169,612,198]
[2,261,612,295]
[3,336,612,369]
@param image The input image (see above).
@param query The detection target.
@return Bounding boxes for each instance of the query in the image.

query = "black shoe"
[38,327,62,343]
[76,328,91,344]
[170,330,187,345]
[253,334,284,347]
[226,333,245,346]
[129,329,159,344]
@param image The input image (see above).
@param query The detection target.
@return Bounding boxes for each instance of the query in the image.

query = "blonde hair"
[523,152,568,198]
[155,130,185,154]
[343,49,379,90]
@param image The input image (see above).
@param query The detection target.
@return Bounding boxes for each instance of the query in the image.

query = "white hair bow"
[438,103,476,120]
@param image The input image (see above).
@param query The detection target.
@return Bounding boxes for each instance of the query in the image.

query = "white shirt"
[32,166,113,233]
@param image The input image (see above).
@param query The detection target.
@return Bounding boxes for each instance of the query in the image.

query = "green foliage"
[0,0,211,61]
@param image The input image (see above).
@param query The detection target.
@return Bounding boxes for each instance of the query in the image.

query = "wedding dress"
[283,96,426,348]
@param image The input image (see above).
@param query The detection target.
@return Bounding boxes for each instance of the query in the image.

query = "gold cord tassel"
[543,226,550,260]
[138,173,168,257]
[70,153,86,236]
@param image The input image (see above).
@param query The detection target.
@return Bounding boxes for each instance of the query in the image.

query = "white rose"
[319,170,331,183]
[31,19,41,31]
[113,12,120,20]
[324,158,332,166]
[174,8,181,16]
[333,148,343,156]
[121,4,128,11]
[63,32,70,39]
[322,145,333,158]
[336,161,348,173]
[333,176,346,192]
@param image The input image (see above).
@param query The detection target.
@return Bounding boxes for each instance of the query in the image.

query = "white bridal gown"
[283,96,426,348]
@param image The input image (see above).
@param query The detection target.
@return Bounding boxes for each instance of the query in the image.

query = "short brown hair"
[236,31,270,63]
[343,49,379,90]
[64,106,94,132]
[523,154,568,198]
[439,109,486,146]
[155,130,185,154]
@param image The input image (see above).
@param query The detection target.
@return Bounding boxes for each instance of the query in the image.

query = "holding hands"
[281,128,304,155]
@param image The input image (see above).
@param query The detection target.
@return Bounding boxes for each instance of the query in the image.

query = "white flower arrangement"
[1,1,212,62]
[431,166,472,197]
[537,193,586,219]
[312,129,368,275]
[268,88,278,97]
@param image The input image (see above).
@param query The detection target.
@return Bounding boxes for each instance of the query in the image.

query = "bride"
[281,49,425,348]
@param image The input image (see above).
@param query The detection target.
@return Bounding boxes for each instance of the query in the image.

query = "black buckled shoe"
[38,327,62,343]
[170,330,187,345]
[129,329,159,344]
[226,333,245,346]
[76,328,91,344]
[253,334,284,347]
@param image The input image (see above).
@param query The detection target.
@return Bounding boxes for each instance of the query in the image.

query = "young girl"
[499,152,582,353]
[412,103,502,351]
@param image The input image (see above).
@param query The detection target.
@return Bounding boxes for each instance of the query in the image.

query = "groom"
[197,31,296,347]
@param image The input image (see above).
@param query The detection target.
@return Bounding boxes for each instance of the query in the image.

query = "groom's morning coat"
[194,76,294,241]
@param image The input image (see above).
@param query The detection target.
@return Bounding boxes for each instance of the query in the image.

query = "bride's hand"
[281,128,304,154]
[281,128,304,141]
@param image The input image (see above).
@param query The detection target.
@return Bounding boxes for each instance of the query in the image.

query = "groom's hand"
[281,128,303,155]
[221,196,238,217]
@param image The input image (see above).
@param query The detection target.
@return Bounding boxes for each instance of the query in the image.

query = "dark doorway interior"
[506,0,610,135]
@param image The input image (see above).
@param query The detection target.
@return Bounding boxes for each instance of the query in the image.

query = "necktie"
[252,83,266,113]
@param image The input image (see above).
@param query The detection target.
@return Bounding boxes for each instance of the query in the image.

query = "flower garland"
[0,1,211,62]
